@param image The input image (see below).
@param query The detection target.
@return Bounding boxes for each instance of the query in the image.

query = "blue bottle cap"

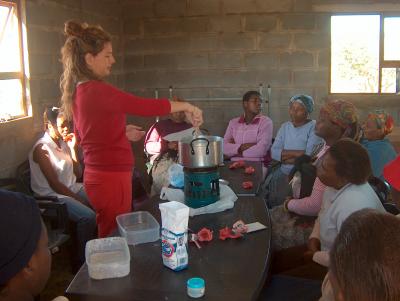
[187,277,205,289]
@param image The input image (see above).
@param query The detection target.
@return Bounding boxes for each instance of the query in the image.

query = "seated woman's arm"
[287,177,326,216]
[33,144,86,204]
[271,125,285,162]
[223,120,241,157]
[280,149,305,164]
[242,117,273,158]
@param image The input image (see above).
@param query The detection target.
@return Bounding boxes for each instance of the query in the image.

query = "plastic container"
[187,277,205,298]
[117,211,160,245]
[85,237,130,280]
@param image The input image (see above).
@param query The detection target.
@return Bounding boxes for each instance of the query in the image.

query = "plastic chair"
[15,160,70,254]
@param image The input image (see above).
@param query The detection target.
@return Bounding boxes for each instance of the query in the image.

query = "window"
[331,14,400,94]
[0,0,30,122]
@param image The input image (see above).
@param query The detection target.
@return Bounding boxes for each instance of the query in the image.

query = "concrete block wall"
[1,0,400,178]
[122,0,400,138]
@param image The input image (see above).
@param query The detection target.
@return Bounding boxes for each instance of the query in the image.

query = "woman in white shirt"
[29,107,96,266]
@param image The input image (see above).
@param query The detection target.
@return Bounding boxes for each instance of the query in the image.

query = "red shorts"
[84,168,132,237]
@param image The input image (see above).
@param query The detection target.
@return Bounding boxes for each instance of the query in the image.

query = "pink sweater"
[287,145,329,216]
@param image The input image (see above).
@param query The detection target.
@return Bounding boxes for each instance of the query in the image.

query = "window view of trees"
[331,15,400,94]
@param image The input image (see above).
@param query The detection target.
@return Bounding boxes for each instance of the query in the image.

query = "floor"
[40,246,75,301]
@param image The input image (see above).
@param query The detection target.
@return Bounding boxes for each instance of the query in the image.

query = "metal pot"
[179,135,223,168]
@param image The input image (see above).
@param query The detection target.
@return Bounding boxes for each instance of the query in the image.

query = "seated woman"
[271,99,359,250]
[145,101,192,196]
[29,107,96,266]
[223,91,273,178]
[361,110,396,180]
[325,209,400,301]
[272,139,385,277]
[264,94,323,207]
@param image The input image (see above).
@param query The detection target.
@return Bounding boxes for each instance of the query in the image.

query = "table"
[219,161,263,196]
[66,196,271,301]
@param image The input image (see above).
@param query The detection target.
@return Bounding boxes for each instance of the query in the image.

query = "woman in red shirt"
[60,21,203,237]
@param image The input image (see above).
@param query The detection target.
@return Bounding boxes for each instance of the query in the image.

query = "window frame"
[0,0,30,121]
[329,12,400,95]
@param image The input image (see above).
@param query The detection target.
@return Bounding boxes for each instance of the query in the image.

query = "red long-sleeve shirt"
[73,80,171,171]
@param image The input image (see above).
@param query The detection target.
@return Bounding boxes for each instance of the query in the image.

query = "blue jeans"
[59,187,96,264]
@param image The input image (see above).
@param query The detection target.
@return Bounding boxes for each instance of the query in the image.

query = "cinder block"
[122,1,155,18]
[39,79,60,100]
[210,88,248,98]
[124,19,141,35]
[183,18,209,33]
[245,52,278,69]
[220,33,256,50]
[209,15,242,33]
[293,70,329,86]
[315,14,331,34]
[281,14,315,30]
[126,70,160,89]
[209,52,242,69]
[27,28,61,54]
[255,69,291,86]
[293,0,313,12]
[125,55,144,71]
[318,50,330,68]
[259,33,291,49]
[144,19,183,35]
[144,54,177,69]
[82,0,122,18]
[125,38,154,54]
[190,34,218,51]
[29,54,54,76]
[176,53,209,69]
[223,0,291,14]
[156,36,192,52]
[26,1,80,28]
[187,0,220,16]
[154,0,185,17]
[221,70,258,86]
[245,15,278,32]
[280,52,314,68]
[294,33,330,49]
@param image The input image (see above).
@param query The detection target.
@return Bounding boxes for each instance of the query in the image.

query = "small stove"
[184,166,220,209]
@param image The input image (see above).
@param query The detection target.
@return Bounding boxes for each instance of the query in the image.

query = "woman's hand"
[184,104,203,128]
[303,237,321,263]
[64,133,77,149]
[126,124,145,142]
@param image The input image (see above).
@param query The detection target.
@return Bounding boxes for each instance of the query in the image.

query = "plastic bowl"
[116,211,160,245]
[85,237,130,280]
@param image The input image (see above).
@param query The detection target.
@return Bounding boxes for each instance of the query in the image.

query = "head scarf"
[321,99,358,129]
[366,110,394,136]
[289,94,314,114]
[0,189,42,285]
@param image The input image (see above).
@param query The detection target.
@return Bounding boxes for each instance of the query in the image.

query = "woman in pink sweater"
[60,21,203,237]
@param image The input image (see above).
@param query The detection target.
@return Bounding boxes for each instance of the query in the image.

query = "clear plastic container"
[85,237,130,280]
[116,211,160,245]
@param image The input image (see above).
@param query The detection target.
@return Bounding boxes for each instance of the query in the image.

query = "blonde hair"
[60,20,111,120]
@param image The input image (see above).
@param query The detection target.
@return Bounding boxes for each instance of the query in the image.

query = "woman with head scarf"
[264,94,323,207]
[361,110,396,180]
[271,99,360,250]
